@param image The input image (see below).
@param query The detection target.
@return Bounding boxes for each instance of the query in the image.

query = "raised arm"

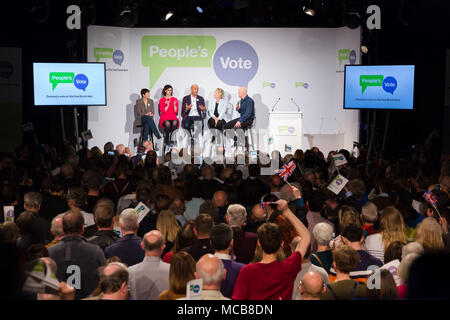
[276,199,311,258]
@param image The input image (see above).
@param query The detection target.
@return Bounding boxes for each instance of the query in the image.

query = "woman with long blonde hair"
[365,206,407,263]
[156,210,181,256]
[414,217,444,252]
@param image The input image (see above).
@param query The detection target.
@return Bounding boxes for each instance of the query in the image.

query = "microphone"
[271,97,281,112]
[290,98,301,112]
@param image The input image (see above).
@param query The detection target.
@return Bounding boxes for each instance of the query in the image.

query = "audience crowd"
[1,140,450,300]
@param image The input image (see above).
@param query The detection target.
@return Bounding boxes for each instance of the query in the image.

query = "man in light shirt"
[181,84,207,132]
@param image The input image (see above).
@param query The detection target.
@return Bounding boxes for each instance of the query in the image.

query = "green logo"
[262,81,275,88]
[360,75,384,94]
[141,35,216,89]
[94,48,114,62]
[49,72,75,91]
[295,82,309,88]
[338,49,350,67]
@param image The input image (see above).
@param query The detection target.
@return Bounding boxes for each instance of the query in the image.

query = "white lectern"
[268,111,303,155]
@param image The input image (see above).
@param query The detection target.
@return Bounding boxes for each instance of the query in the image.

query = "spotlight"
[303,6,316,16]
[196,6,204,13]
[162,11,174,21]
[116,2,138,27]
[361,45,368,54]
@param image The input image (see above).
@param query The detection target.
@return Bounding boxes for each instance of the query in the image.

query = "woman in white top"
[207,88,228,131]
[365,206,408,264]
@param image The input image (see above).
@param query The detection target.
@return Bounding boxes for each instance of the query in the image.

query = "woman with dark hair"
[158,85,179,145]
[162,221,196,263]
[135,88,161,142]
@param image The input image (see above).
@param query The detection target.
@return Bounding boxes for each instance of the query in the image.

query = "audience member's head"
[212,191,228,208]
[401,242,424,260]
[94,204,115,229]
[195,254,226,290]
[119,208,139,234]
[170,198,186,216]
[398,253,421,284]
[210,223,233,253]
[338,205,361,230]
[98,262,129,300]
[194,214,214,239]
[332,245,360,275]
[361,201,378,224]
[384,241,405,263]
[141,230,165,256]
[368,269,399,300]
[172,221,196,253]
[25,243,49,262]
[225,204,247,228]
[50,215,64,239]
[156,210,180,243]
[0,221,20,244]
[23,192,42,213]
[167,251,196,296]
[257,223,283,255]
[199,200,219,222]
[66,186,86,210]
[312,222,333,248]
[414,217,444,252]
[379,206,407,249]
[299,271,325,300]
[62,211,84,235]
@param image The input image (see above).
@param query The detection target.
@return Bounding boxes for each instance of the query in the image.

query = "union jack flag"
[275,161,296,181]
[260,202,271,209]
[423,192,437,206]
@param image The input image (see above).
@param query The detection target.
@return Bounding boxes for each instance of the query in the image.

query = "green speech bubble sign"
[360,75,384,94]
[94,48,114,62]
[49,72,75,91]
[338,49,350,66]
[141,35,216,90]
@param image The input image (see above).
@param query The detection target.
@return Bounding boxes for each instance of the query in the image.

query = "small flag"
[275,161,296,181]
[260,202,272,209]
[423,192,437,206]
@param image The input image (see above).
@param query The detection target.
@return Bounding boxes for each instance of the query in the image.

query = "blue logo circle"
[213,40,259,87]
[382,76,397,94]
[349,50,357,65]
[73,74,89,91]
[113,49,124,66]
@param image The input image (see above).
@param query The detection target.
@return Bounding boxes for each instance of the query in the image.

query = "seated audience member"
[210,223,245,298]
[245,203,267,234]
[105,208,144,267]
[298,271,326,301]
[48,211,105,299]
[156,210,180,256]
[367,269,399,300]
[94,262,130,300]
[128,230,170,300]
[103,162,132,203]
[225,204,257,264]
[291,237,330,300]
[82,170,103,213]
[361,201,379,236]
[232,199,310,300]
[407,250,450,300]
[64,187,95,229]
[182,214,215,262]
[163,221,196,263]
[87,204,120,251]
[320,246,368,300]
[23,191,52,243]
[310,222,334,273]
[193,254,230,300]
[159,251,196,300]
[212,190,229,224]
[329,224,383,283]
[365,206,408,264]
[170,197,187,226]
[46,215,64,248]
[414,217,445,252]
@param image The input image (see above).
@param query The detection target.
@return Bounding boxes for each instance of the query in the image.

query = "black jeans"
[223,118,254,130]
[141,115,161,140]
[207,117,226,131]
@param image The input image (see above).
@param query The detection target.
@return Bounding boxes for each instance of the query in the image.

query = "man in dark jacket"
[48,211,105,299]
[87,204,120,251]
[182,214,214,262]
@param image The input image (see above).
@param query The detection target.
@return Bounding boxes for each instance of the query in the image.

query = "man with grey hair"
[195,254,230,300]
[402,241,424,259]
[310,222,334,273]
[361,201,378,236]
[22,191,52,243]
[223,86,255,130]
[128,230,170,300]
[46,215,64,248]
[225,204,257,264]
[105,208,144,267]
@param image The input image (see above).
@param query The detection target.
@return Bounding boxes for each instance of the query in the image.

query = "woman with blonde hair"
[365,206,407,263]
[158,251,196,300]
[157,210,181,256]
[207,88,228,132]
[329,205,361,250]
[414,217,444,252]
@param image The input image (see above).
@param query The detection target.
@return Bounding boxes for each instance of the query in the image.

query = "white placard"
[186,278,203,300]
[327,174,349,195]
[332,153,347,167]
[135,202,150,224]
[381,259,402,287]
[3,206,14,222]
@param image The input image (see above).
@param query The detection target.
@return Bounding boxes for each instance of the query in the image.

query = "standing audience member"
[156,210,181,256]
[46,215,64,248]
[65,187,95,229]
[298,271,326,300]
[159,251,196,300]
[414,217,445,252]
[361,201,379,236]
[94,262,129,300]
[87,204,120,251]
[128,230,170,300]
[48,211,105,299]
[192,254,230,300]
[182,214,214,262]
[310,222,334,273]
[210,223,245,298]
[163,221,196,263]
[105,208,144,267]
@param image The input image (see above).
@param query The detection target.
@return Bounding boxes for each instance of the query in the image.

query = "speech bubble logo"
[94,48,113,62]
[349,49,357,65]
[382,76,397,94]
[360,75,384,94]
[74,74,89,91]
[0,61,13,80]
[338,49,350,66]
[295,82,309,88]
[49,72,75,91]
[262,81,275,88]
[142,35,216,89]
[113,49,124,65]
[213,40,259,87]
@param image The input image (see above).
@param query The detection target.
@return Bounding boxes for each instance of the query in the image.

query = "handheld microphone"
[271,97,281,112]
[290,98,301,112]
